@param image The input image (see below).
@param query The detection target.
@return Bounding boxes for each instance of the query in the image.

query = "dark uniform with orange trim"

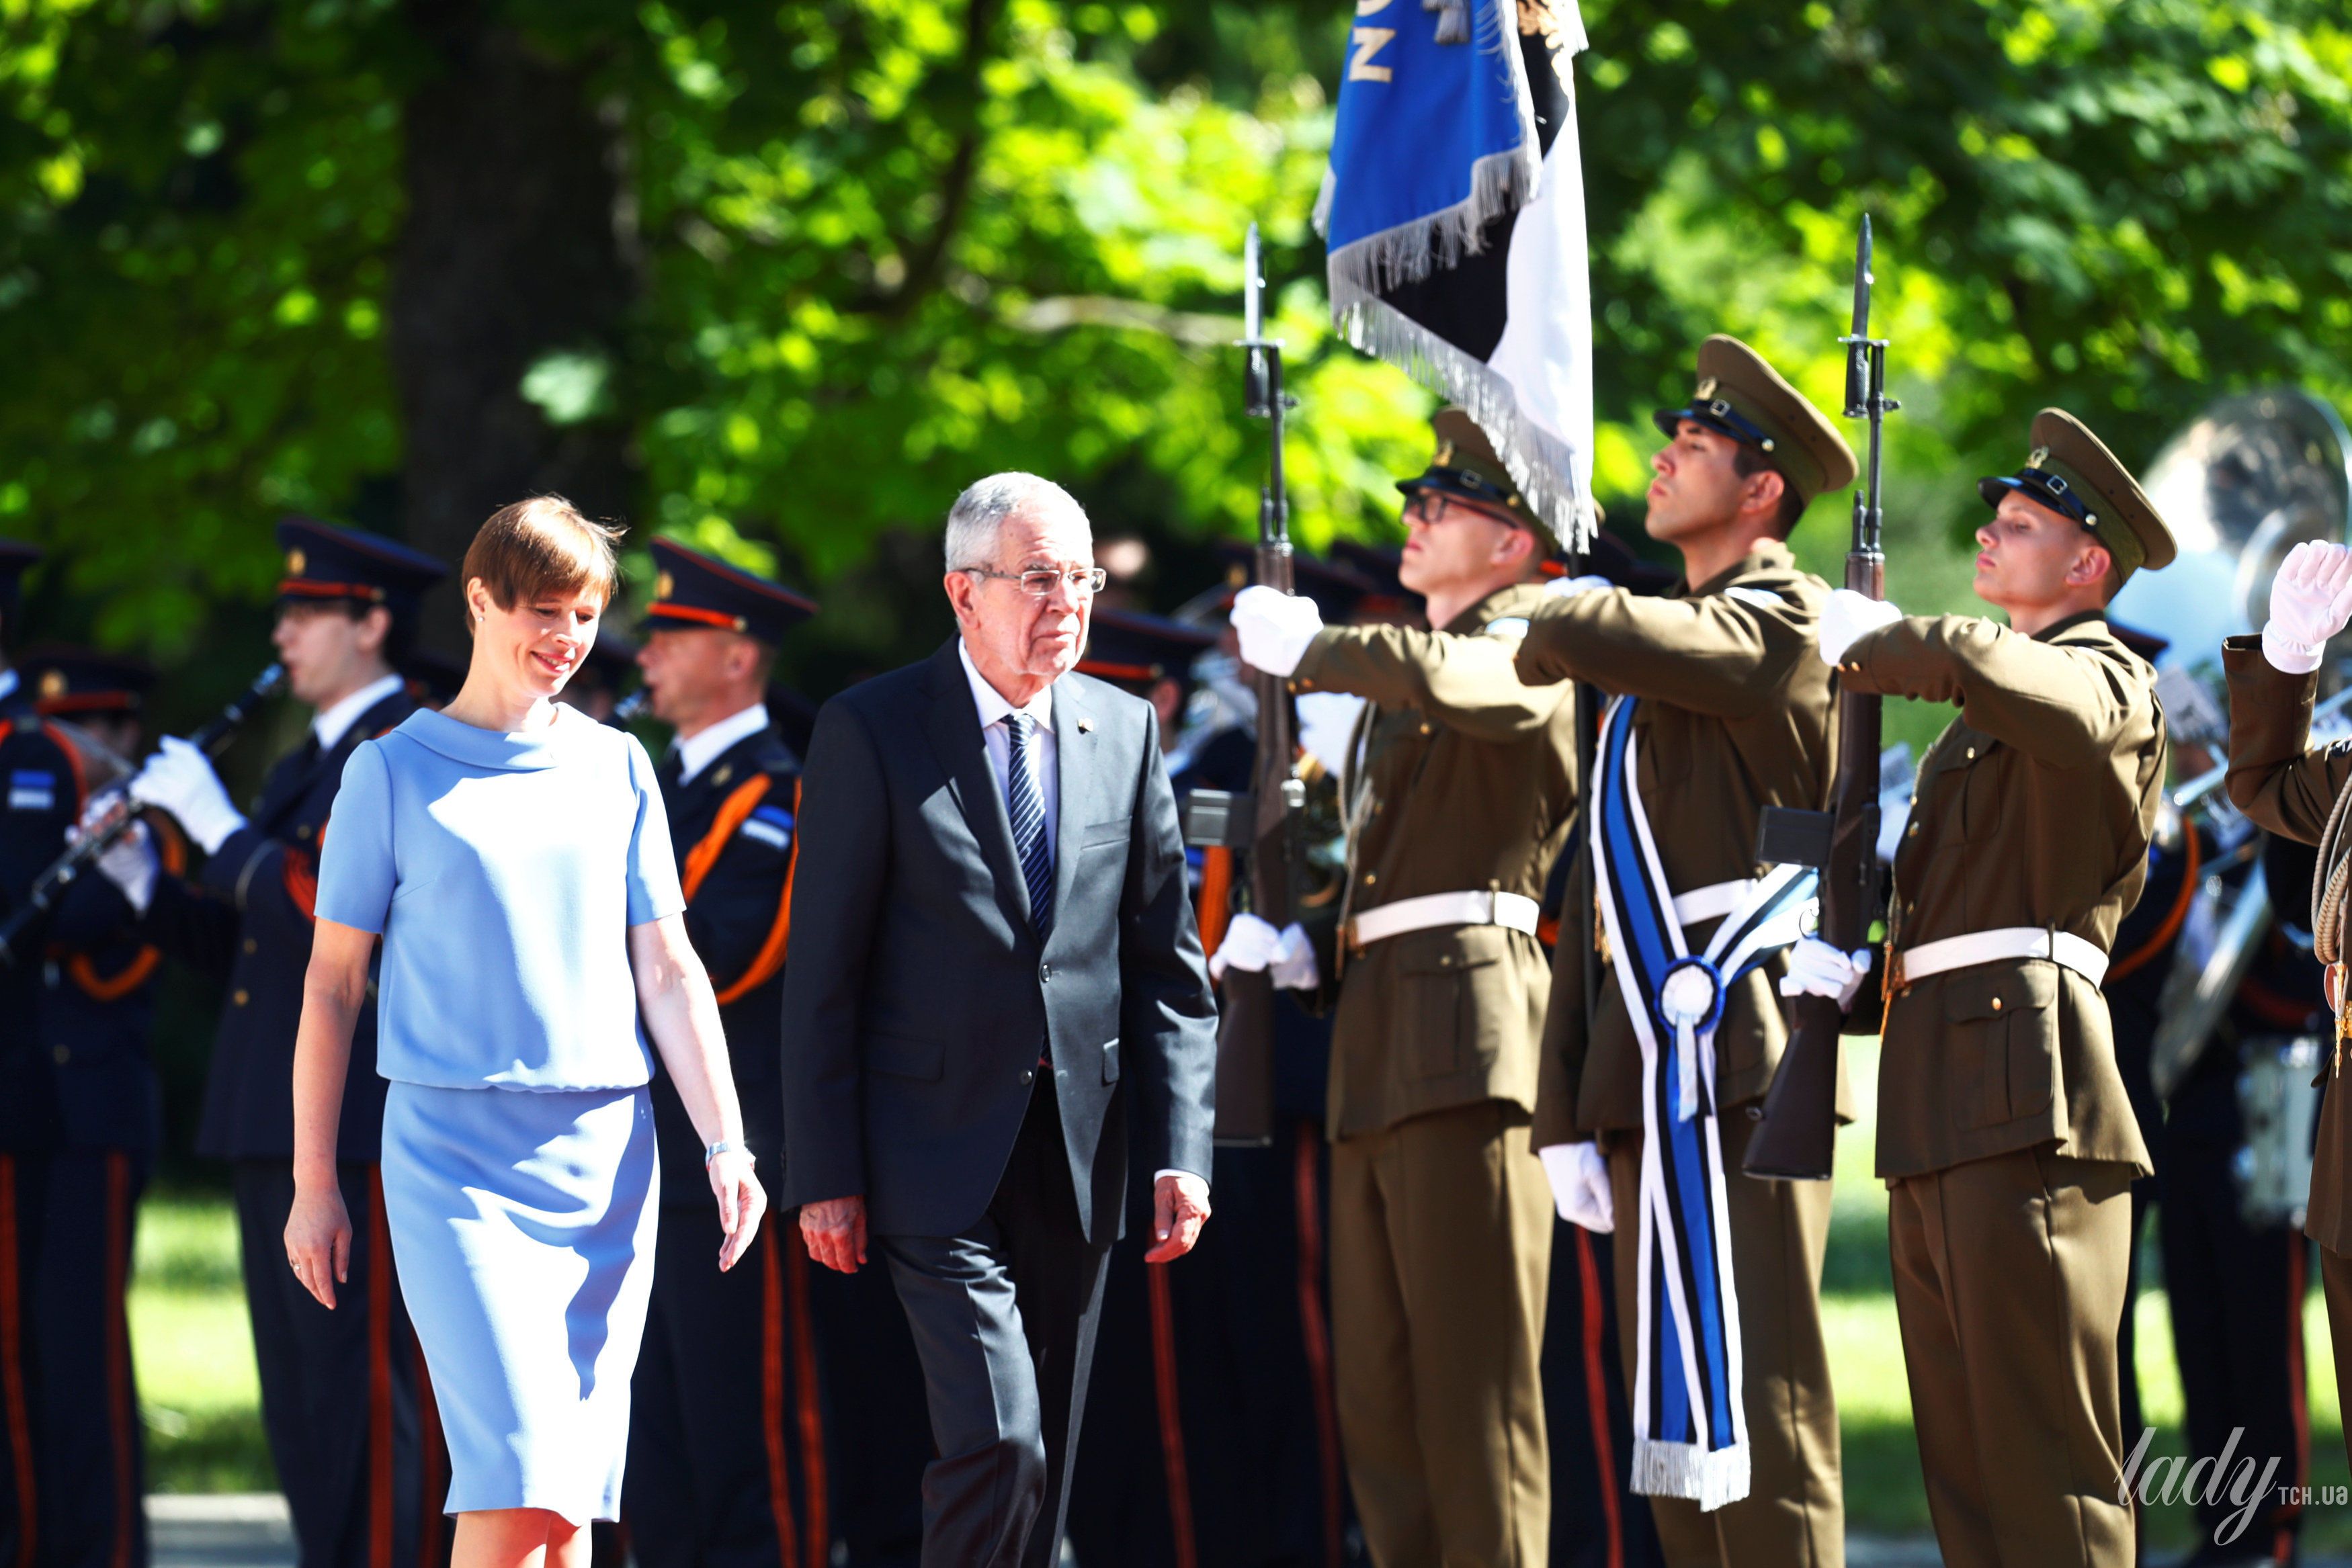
[624,541,908,1568]
[0,579,178,1568]
[1066,606,1365,1568]
[142,519,447,1568]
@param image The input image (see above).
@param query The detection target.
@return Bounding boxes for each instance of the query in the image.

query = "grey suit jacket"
[778,640,1218,1243]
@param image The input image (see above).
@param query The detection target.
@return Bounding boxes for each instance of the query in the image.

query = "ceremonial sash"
[1591,696,1816,1510]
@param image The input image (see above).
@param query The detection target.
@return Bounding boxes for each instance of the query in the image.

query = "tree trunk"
[390,0,636,652]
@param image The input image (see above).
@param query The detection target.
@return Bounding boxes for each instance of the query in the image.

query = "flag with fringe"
[1318,0,1595,551]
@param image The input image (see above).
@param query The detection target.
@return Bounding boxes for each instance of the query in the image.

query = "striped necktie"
[1005,713,1054,938]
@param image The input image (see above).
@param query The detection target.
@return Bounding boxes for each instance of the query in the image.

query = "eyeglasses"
[961,566,1109,599]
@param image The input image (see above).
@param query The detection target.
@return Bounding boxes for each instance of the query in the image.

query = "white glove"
[92,820,157,914]
[1231,584,1325,679]
[1296,691,1367,785]
[1208,912,1319,990]
[1777,935,1872,1009]
[1538,1143,1614,1233]
[1544,574,1613,599]
[128,736,246,855]
[2261,539,2352,675]
[1817,588,1903,668]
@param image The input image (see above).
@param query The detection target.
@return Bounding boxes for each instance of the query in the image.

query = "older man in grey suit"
[782,474,1218,1568]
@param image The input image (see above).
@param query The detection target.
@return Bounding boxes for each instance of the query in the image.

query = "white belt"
[1891,926,2109,989]
[1670,878,1756,928]
[1347,889,1542,950]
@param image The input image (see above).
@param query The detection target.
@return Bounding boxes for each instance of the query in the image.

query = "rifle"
[1745,216,1897,1180]
[1186,223,1298,1147]
[0,662,288,966]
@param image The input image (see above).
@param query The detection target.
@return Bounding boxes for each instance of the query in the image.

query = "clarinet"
[0,662,288,966]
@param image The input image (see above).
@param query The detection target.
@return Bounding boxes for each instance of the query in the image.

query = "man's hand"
[1209,913,1318,990]
[1779,936,1872,1009]
[800,1194,868,1274]
[1537,1143,1613,1233]
[1230,584,1325,679]
[1817,588,1903,668]
[129,736,247,854]
[1145,1171,1212,1263]
[2263,539,2352,675]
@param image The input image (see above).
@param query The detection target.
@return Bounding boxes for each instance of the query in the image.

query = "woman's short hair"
[462,496,624,623]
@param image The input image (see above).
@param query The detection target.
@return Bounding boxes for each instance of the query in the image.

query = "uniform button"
[1965,746,1976,760]
[1363,873,1377,885]
[1419,722,1432,736]
[1021,1068,1037,1086]
[296,824,312,840]
[1990,996,2003,1012]
[1906,823,1919,838]
[50,1045,69,1065]
[1439,955,1454,967]
[1747,1104,1763,1121]
[233,989,249,1006]
[243,939,257,955]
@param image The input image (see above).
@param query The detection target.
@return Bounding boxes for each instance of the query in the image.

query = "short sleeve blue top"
[314,704,685,1090]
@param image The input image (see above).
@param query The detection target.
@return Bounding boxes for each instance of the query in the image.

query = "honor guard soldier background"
[1226,408,1579,1568]
[0,560,179,1568]
[1513,337,1853,1568]
[1791,408,2175,1568]
[2218,535,2352,1475]
[1068,603,1361,1568]
[134,517,450,1568]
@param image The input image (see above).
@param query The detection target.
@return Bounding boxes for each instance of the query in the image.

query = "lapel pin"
[1077,716,1095,734]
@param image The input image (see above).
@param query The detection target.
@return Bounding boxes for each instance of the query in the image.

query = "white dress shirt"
[673,702,771,787]
[958,640,1058,850]
[314,672,407,753]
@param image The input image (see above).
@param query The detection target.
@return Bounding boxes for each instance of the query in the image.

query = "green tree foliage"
[0,0,2345,694]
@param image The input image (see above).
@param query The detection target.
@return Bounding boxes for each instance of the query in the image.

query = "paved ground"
[146,1496,2349,1568]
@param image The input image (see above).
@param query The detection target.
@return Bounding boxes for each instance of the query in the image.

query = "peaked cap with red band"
[276,515,446,619]
[642,538,817,646]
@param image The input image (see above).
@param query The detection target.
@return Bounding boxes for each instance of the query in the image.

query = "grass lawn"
[130,1049,2351,1544]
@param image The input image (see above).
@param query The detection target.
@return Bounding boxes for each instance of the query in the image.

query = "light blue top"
[314,705,685,1091]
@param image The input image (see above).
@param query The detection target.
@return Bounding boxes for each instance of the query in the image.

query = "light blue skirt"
[382,1080,660,1523]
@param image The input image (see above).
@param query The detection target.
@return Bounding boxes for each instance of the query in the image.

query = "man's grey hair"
[943,472,1089,572]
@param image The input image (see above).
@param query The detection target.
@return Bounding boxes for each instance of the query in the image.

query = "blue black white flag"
[1319,0,1595,550]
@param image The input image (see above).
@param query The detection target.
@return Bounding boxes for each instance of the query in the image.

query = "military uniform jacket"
[1511,541,1837,1142]
[1287,580,1579,1140]
[2221,634,2352,1251]
[655,723,799,1204]
[0,688,148,1151]
[1842,610,2159,1182]
[146,688,417,1162]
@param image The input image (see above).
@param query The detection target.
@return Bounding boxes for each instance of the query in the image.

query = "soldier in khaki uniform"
[1223,409,1579,1567]
[2218,535,2352,1468]
[1789,409,2174,1568]
[1515,336,1852,1567]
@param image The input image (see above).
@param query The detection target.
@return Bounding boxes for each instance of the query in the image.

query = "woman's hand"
[708,1148,766,1272]
[285,1180,353,1309]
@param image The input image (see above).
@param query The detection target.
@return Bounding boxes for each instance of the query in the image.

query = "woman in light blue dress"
[282,498,764,1568]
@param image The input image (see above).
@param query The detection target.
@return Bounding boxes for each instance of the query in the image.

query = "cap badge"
[1696,377,1718,399]
[655,570,675,600]
[1433,440,1456,466]
[37,670,65,699]
[2029,445,2050,468]
[286,548,306,576]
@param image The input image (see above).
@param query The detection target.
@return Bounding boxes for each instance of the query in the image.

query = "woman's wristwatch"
[704,1139,753,1166]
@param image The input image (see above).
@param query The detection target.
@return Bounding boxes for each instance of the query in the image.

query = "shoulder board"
[1482,616,1531,639]
[1722,585,1788,611]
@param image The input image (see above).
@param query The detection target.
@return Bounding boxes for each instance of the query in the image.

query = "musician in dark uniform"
[625,539,916,1568]
[133,517,448,1568]
[0,568,178,1568]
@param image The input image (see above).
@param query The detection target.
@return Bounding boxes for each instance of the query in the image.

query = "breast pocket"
[1395,926,1511,1079]
[1943,963,2057,1129]
[1951,734,2005,845]
[1079,820,1130,854]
